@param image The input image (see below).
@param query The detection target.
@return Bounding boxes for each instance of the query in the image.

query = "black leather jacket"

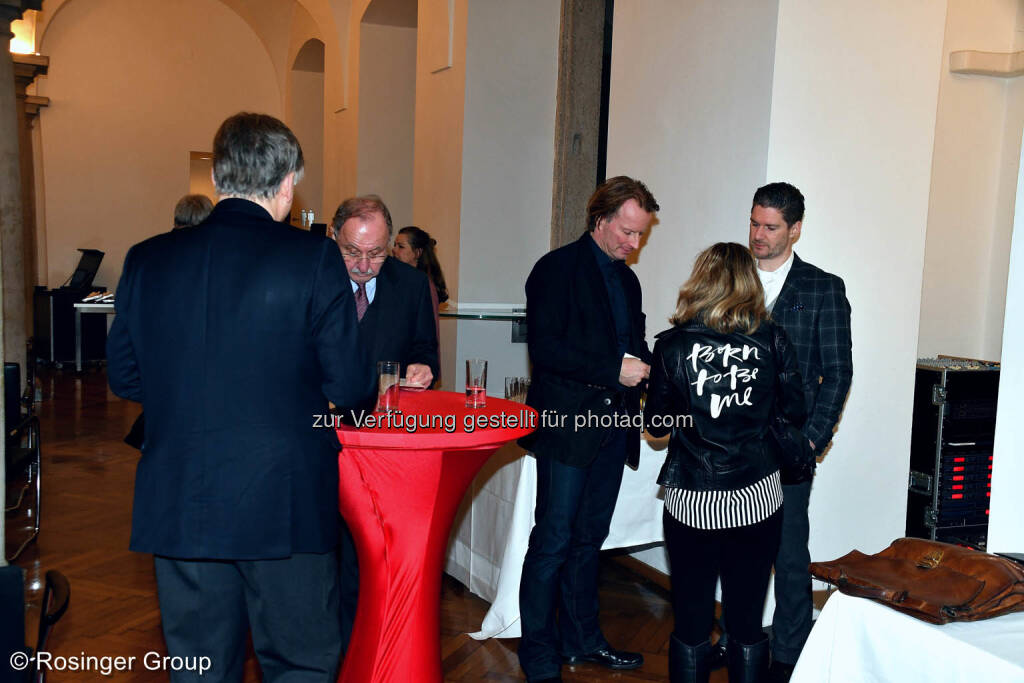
[643,320,806,491]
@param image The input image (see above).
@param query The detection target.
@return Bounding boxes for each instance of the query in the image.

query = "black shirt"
[588,235,630,356]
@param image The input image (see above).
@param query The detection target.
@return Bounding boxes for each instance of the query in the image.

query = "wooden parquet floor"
[6,368,728,682]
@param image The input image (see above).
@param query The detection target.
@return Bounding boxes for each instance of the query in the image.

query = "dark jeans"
[154,552,341,682]
[518,428,627,681]
[665,508,782,647]
[771,480,813,664]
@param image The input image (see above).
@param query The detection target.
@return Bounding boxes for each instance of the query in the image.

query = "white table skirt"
[791,590,1024,683]
[444,440,667,639]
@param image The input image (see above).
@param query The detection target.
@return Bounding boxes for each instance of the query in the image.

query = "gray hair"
[331,195,393,237]
[173,194,214,229]
[212,113,304,200]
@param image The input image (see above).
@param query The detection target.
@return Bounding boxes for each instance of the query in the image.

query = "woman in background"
[393,225,449,339]
[644,242,805,683]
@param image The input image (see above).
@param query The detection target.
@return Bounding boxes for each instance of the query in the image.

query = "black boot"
[669,634,710,683]
[727,635,769,683]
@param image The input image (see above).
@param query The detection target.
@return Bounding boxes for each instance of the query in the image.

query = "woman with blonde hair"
[644,242,806,683]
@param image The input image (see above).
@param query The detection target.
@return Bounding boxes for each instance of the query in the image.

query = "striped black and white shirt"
[665,470,782,530]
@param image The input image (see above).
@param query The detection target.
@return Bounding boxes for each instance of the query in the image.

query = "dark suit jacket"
[358,257,439,380]
[107,198,373,560]
[519,233,652,468]
[771,253,853,453]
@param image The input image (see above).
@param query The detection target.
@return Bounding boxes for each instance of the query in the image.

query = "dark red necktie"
[355,283,368,321]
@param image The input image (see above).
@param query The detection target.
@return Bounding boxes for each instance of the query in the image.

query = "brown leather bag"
[809,538,1024,624]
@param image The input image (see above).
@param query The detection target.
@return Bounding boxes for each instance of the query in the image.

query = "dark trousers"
[337,519,359,656]
[771,480,813,664]
[518,428,627,681]
[154,552,341,683]
[664,508,782,647]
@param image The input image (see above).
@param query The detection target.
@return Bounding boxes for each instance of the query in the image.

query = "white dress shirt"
[350,277,377,304]
[757,251,794,311]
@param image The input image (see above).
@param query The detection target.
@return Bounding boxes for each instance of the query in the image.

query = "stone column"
[1,0,40,562]
[14,53,47,351]
[549,0,610,249]
[1,1,29,376]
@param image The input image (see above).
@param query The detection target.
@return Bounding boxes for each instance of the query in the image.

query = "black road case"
[906,357,999,549]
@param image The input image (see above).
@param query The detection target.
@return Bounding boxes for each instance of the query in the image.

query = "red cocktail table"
[335,389,536,683]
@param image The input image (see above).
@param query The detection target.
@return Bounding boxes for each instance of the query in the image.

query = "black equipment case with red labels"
[906,357,1000,550]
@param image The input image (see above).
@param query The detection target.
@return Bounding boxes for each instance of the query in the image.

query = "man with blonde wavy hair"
[517,176,659,682]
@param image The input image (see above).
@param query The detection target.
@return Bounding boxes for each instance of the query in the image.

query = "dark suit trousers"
[154,553,341,682]
[771,480,813,664]
[337,518,358,656]
[518,428,627,680]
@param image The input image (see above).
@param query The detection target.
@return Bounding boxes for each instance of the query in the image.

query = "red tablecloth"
[336,390,536,683]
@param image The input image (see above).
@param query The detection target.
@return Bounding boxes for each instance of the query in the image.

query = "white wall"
[949,2,1024,551]
[609,0,781,572]
[457,0,559,304]
[609,0,780,343]
[764,0,947,585]
[917,0,1024,361]
[451,0,560,389]
[357,22,416,230]
[37,0,281,290]
[989,127,1024,552]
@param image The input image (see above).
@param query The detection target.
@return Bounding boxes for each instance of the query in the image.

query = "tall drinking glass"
[465,359,488,408]
[377,361,400,412]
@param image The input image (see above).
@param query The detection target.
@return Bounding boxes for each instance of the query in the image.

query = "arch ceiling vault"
[36,0,352,108]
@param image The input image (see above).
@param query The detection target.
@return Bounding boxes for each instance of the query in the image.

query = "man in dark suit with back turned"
[107,112,372,682]
[748,182,853,682]
[517,176,658,683]
[329,194,439,651]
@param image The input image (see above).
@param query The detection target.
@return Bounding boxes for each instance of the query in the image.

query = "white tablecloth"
[791,590,1024,683]
[444,440,667,639]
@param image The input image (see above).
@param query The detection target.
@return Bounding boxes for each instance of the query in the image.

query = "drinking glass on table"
[377,361,400,412]
[505,377,517,401]
[466,359,488,408]
[505,376,530,403]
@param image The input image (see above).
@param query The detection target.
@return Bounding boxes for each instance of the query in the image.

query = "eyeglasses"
[340,248,388,264]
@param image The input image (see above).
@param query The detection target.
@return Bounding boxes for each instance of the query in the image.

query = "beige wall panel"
[918,0,1023,361]
[357,23,416,230]
[37,0,281,289]
[412,0,467,388]
[291,69,326,222]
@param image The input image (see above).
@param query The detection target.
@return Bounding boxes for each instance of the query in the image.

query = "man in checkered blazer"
[749,182,853,681]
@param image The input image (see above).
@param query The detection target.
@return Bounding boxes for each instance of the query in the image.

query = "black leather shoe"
[565,647,643,670]
[707,640,728,670]
[529,678,562,683]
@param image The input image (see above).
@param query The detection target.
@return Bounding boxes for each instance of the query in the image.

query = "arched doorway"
[290,38,326,224]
